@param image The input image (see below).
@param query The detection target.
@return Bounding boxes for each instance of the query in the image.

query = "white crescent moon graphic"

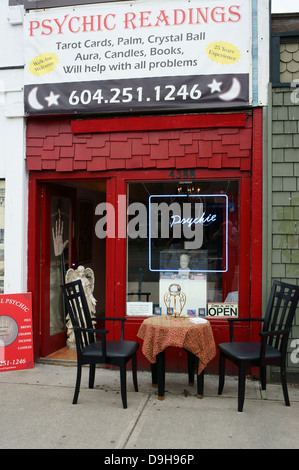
[219,78,241,101]
[28,86,44,110]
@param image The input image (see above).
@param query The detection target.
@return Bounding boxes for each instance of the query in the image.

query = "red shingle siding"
[26,115,252,172]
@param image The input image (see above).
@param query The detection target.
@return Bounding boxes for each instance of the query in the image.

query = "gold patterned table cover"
[137,316,216,375]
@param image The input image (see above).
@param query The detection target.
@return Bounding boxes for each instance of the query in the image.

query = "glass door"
[40,184,76,356]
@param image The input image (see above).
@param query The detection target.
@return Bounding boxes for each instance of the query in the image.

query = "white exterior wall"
[257,0,270,106]
[0,0,27,293]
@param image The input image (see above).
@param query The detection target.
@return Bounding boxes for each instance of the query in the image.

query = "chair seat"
[219,342,281,363]
[82,340,139,360]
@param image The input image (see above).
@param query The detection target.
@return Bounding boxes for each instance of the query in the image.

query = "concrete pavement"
[0,362,298,450]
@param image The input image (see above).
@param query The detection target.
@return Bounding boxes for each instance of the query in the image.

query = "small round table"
[137,315,216,400]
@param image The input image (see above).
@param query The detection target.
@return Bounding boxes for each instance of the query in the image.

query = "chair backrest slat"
[263,281,299,350]
[62,280,95,350]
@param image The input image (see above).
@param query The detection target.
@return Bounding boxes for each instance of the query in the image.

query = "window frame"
[118,169,251,325]
[125,179,241,317]
[271,31,299,87]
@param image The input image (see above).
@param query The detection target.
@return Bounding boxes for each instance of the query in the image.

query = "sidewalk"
[0,362,298,449]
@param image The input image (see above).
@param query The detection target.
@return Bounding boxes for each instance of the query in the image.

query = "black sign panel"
[25,73,249,115]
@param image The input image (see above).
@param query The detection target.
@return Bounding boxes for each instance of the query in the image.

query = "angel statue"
[65,266,97,349]
[66,266,97,315]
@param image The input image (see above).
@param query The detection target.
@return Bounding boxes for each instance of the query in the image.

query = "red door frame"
[28,174,42,358]
[40,183,76,356]
[28,172,116,356]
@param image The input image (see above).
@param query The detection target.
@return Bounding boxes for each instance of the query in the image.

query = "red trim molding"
[250,107,263,341]
[71,113,247,134]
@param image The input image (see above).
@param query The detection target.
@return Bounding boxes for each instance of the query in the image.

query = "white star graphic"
[45,91,60,107]
[208,79,223,93]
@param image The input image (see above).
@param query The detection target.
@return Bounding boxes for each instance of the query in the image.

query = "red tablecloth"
[137,316,216,374]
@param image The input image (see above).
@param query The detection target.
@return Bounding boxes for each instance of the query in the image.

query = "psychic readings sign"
[24,0,252,115]
[0,293,34,372]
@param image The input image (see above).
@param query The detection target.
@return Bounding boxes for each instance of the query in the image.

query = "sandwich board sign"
[0,293,34,371]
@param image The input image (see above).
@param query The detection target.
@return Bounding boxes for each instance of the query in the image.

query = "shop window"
[0,181,4,294]
[126,180,239,318]
[280,41,299,83]
[271,33,299,86]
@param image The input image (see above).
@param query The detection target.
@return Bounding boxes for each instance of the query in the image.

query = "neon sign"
[148,194,228,273]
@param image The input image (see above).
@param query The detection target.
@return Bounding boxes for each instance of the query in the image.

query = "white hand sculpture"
[52,218,69,256]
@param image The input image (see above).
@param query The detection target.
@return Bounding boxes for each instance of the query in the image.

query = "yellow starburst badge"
[206,41,241,65]
[28,52,59,76]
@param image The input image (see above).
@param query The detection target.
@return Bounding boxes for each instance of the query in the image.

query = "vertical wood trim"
[238,174,252,320]
[105,177,116,326]
[27,174,41,358]
[251,107,264,341]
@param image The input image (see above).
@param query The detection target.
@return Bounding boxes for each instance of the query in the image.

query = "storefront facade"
[26,110,263,372]
[22,0,270,373]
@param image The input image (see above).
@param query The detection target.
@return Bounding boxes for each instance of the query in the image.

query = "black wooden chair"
[61,280,139,409]
[218,280,299,412]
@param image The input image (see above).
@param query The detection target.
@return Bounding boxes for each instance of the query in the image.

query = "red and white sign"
[24,0,252,115]
[0,293,34,372]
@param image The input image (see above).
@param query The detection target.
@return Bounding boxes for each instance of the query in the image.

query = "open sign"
[207,303,238,317]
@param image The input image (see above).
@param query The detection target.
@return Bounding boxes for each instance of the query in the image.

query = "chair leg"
[132,354,138,392]
[238,364,246,412]
[218,352,225,395]
[73,363,82,404]
[120,363,127,409]
[281,365,290,406]
[89,364,96,389]
[260,366,266,390]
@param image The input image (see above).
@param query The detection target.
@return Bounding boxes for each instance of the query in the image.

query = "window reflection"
[126,181,239,317]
